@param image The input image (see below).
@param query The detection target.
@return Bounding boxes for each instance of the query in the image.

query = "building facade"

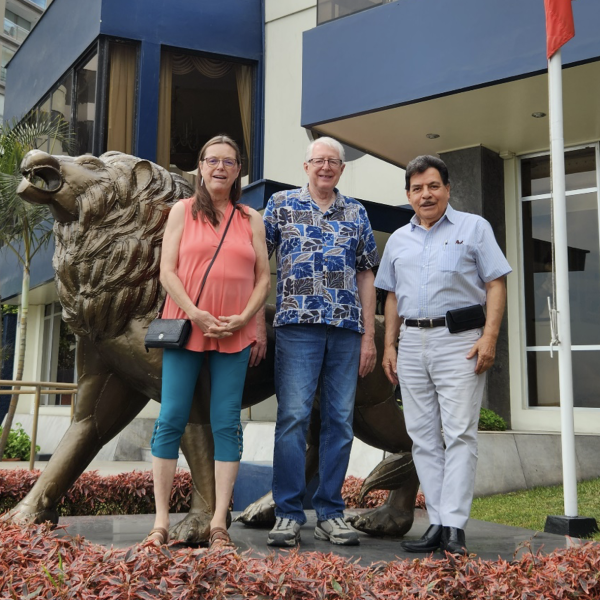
[1,0,600,455]
[0,0,49,123]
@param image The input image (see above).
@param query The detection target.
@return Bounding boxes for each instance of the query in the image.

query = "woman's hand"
[191,308,232,338]
[212,314,248,335]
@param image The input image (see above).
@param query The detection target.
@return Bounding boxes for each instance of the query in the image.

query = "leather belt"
[405,317,446,328]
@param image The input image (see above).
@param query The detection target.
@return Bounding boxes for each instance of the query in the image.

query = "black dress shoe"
[441,526,468,556]
[400,524,443,553]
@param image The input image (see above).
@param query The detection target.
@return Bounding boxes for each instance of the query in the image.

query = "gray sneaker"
[314,517,360,545]
[267,517,301,547]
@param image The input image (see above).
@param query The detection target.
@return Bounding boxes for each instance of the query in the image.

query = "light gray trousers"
[398,324,486,529]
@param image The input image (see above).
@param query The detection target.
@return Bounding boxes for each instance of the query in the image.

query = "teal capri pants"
[151,346,251,461]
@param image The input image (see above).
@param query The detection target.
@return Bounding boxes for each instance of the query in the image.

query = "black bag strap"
[157,204,237,318]
[192,203,236,306]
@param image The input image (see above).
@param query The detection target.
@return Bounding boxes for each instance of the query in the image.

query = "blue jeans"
[272,324,361,524]
[151,346,250,461]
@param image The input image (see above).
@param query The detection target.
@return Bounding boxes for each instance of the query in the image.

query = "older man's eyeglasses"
[202,157,239,169]
[307,158,343,168]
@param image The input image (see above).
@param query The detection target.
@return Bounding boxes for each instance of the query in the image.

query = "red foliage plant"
[0,469,193,516]
[0,521,599,599]
[0,470,425,516]
[342,475,426,510]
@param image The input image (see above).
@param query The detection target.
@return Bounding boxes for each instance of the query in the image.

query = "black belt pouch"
[446,305,486,334]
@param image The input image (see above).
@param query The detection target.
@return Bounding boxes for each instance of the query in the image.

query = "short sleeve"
[374,238,397,292]
[475,219,512,282]
[263,195,279,258]
[355,205,380,272]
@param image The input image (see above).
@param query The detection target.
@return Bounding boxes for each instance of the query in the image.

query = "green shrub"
[479,407,507,431]
[0,423,40,459]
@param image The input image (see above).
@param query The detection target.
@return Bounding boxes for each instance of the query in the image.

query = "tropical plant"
[0,110,72,461]
[0,423,40,460]
[478,407,508,431]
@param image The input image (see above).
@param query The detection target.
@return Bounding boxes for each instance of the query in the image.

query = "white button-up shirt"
[375,205,511,319]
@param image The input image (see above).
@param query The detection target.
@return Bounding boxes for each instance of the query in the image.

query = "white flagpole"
[548,48,578,517]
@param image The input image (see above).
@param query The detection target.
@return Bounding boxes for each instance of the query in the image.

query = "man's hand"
[467,276,506,374]
[359,334,377,377]
[249,322,267,367]
[249,307,267,367]
[382,344,398,385]
[466,334,497,374]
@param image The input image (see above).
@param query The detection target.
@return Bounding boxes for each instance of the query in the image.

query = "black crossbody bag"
[144,207,236,352]
[445,304,486,334]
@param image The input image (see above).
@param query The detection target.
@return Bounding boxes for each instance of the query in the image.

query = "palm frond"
[0,109,73,260]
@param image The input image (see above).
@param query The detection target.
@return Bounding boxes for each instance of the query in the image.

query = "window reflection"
[75,54,97,155]
[527,351,600,408]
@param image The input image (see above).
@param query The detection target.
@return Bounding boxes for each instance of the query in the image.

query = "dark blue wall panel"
[302,0,600,126]
[100,0,263,61]
[5,0,263,123]
[134,41,161,162]
[5,0,101,122]
[0,238,56,301]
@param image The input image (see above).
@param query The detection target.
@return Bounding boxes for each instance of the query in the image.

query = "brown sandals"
[144,527,169,547]
[209,527,236,550]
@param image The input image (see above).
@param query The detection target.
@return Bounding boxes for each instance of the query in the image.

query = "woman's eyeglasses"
[202,157,239,169]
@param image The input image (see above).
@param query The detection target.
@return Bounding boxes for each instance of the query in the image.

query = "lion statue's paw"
[234,492,276,527]
[2,500,59,526]
[347,506,413,538]
[170,511,212,544]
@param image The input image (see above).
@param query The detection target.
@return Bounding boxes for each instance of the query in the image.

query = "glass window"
[40,303,76,406]
[49,74,72,155]
[75,53,98,155]
[1,47,15,84]
[521,147,597,197]
[157,50,253,178]
[521,146,600,408]
[35,96,51,152]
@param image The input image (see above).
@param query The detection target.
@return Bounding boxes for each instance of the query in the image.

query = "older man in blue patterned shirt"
[375,155,511,556]
[261,137,379,547]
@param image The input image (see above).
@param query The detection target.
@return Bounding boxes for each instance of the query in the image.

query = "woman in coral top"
[147,135,270,549]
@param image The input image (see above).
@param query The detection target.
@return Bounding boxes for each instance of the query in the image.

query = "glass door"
[521,145,600,408]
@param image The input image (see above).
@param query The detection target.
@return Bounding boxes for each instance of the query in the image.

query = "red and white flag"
[544,0,575,59]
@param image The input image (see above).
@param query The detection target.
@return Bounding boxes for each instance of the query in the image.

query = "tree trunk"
[0,267,29,460]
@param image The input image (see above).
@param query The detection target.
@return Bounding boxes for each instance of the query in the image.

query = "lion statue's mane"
[53,152,193,339]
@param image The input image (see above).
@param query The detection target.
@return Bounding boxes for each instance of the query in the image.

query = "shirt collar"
[301,185,345,211]
[410,203,455,230]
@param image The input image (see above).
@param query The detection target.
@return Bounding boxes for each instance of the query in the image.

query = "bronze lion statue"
[10,150,419,542]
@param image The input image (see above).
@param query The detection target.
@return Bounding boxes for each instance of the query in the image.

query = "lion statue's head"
[17,151,194,340]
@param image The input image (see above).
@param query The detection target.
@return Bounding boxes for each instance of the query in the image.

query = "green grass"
[471,477,600,540]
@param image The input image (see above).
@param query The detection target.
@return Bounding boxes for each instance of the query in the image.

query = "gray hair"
[305,136,345,163]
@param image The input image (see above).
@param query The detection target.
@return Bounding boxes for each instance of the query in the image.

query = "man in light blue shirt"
[375,155,511,556]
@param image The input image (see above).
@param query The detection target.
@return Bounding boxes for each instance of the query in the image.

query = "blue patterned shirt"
[264,185,379,333]
[375,204,511,319]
